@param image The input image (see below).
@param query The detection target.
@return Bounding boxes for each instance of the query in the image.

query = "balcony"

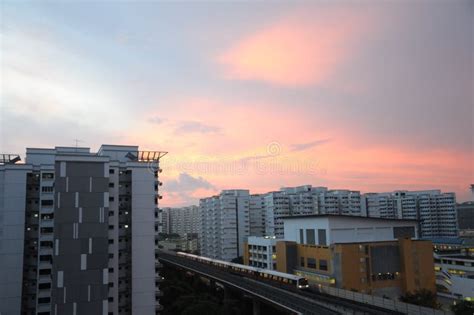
[155,276,164,283]
[38,261,52,269]
[37,287,51,298]
[38,274,51,282]
[37,303,51,314]
[40,219,54,228]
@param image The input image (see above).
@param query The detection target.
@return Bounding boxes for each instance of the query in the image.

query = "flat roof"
[281,214,418,222]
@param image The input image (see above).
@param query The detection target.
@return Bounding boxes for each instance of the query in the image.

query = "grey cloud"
[163,172,217,207]
[174,121,221,135]
[290,139,331,152]
[166,172,215,192]
[148,116,166,124]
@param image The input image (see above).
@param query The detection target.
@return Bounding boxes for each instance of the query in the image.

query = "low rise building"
[244,215,436,299]
[243,236,278,270]
[283,214,419,245]
[435,253,474,301]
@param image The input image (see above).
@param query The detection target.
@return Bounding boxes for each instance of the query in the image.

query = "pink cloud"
[218,8,372,87]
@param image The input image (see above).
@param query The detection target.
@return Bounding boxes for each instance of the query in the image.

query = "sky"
[1,0,473,206]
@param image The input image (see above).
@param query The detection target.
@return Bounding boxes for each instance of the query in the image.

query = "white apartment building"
[0,145,166,315]
[264,191,290,238]
[160,206,199,237]
[245,236,278,270]
[264,186,362,238]
[158,207,169,234]
[199,190,250,261]
[361,190,458,238]
[249,194,265,237]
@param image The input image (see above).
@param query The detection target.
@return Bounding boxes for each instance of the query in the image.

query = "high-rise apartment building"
[456,201,474,232]
[263,191,290,238]
[264,186,361,238]
[157,208,169,234]
[0,145,166,315]
[249,194,265,237]
[361,190,458,238]
[199,190,250,261]
[160,206,199,237]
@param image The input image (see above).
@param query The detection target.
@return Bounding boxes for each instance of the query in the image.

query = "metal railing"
[316,286,452,315]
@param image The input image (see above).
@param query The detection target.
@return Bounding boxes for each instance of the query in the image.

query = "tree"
[400,289,440,309]
[451,300,474,315]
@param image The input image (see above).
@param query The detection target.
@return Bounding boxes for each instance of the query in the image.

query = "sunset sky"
[1,1,472,206]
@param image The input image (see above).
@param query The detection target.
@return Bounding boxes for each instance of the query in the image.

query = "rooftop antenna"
[73,139,83,151]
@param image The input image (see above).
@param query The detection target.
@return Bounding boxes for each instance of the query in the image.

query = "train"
[176,252,309,289]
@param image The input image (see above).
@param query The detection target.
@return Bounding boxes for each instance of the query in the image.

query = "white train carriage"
[176,252,309,289]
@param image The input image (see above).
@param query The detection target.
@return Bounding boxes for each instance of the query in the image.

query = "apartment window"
[39,269,51,275]
[41,200,54,206]
[109,169,115,174]
[109,183,114,188]
[41,214,53,220]
[299,229,304,244]
[41,186,54,193]
[109,196,114,202]
[306,229,316,245]
[109,225,114,230]
[42,173,54,179]
[38,283,51,290]
[108,239,114,244]
[307,258,317,269]
[40,227,53,234]
[319,259,328,271]
[38,297,51,304]
[300,257,305,267]
[39,255,52,262]
[40,241,53,248]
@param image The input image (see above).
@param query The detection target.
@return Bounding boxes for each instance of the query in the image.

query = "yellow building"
[244,238,436,298]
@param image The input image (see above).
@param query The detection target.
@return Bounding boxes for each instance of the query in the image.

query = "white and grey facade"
[246,236,277,270]
[0,145,166,315]
[264,186,361,238]
[199,190,250,261]
[249,194,265,237]
[361,190,458,238]
[434,253,474,301]
[160,206,199,237]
